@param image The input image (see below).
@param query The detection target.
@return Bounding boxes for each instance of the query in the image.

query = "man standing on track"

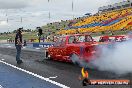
[15,28,23,64]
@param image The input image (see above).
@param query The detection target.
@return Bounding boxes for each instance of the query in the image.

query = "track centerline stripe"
[0,60,70,88]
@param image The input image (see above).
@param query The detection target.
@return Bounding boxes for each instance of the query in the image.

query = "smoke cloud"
[91,40,132,75]
[71,39,132,75]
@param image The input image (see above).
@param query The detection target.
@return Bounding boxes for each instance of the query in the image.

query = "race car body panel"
[47,34,100,62]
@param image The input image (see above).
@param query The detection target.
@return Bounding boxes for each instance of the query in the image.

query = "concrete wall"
[0,40,7,43]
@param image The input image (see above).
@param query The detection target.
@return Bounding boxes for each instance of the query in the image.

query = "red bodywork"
[47,34,99,62]
[99,35,126,42]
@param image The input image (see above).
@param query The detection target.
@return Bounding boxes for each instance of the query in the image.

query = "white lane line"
[0,60,70,88]
[0,85,3,88]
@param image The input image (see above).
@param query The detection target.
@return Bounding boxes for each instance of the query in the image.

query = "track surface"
[0,47,131,88]
[0,63,60,88]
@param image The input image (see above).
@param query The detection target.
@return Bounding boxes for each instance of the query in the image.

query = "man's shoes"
[17,60,23,65]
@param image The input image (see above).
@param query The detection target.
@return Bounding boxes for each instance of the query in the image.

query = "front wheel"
[45,51,51,59]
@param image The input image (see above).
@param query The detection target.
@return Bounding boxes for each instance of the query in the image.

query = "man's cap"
[17,28,23,32]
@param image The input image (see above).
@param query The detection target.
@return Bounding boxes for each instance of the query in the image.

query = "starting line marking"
[0,60,70,88]
[1,59,4,61]
[49,76,58,79]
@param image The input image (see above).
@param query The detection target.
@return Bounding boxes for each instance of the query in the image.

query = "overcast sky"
[0,0,126,32]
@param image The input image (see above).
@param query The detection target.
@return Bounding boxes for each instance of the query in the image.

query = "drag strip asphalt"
[0,47,131,88]
[0,60,69,88]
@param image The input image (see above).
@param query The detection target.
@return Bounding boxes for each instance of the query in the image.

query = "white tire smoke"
[91,40,132,75]
[71,39,132,75]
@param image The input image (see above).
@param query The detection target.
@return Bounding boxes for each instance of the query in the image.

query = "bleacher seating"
[57,8,132,35]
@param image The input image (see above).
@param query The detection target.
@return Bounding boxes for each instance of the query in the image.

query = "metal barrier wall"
[33,42,54,48]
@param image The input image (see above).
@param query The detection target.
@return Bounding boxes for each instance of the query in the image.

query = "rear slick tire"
[69,53,81,66]
[69,54,95,68]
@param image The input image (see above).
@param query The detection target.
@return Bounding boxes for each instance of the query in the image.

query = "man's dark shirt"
[15,33,22,45]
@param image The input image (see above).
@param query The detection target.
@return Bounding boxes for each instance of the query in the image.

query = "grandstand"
[57,0,132,35]
[98,0,132,12]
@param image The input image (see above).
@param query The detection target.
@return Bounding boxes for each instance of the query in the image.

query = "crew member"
[15,28,23,64]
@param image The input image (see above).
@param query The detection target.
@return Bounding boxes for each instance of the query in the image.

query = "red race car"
[46,34,100,63]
